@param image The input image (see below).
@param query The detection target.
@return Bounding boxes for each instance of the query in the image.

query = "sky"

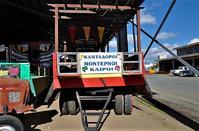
[108,0,199,64]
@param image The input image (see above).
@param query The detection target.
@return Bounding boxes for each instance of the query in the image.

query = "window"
[193,46,199,53]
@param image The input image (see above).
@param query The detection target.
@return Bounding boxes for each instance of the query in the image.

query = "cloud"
[146,1,163,11]
[128,34,137,45]
[141,14,156,25]
[139,9,156,25]
[144,43,179,64]
[187,38,199,45]
[157,32,176,40]
[151,1,163,8]
[109,38,117,48]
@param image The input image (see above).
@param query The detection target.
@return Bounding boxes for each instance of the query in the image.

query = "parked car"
[170,66,193,77]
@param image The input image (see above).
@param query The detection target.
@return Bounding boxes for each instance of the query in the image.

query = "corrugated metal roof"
[0,0,144,45]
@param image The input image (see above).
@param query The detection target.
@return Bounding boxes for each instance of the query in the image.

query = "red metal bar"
[53,52,61,89]
[57,76,145,89]
[66,4,82,8]
[55,6,59,52]
[51,9,96,14]
[79,4,131,10]
[48,4,65,8]
[48,4,131,10]
[136,9,141,52]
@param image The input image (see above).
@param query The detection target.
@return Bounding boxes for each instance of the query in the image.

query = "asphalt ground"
[146,74,199,129]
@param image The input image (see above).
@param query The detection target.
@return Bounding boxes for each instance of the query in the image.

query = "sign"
[0,64,20,78]
[80,53,122,74]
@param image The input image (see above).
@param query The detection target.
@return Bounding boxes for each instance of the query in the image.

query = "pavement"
[23,96,192,131]
[146,74,199,125]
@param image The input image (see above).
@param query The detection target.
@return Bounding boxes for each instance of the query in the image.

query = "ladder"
[76,89,113,131]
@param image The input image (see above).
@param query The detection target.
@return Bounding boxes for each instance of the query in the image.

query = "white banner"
[79,53,122,74]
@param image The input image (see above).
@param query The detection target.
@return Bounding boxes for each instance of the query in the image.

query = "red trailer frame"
[52,52,147,91]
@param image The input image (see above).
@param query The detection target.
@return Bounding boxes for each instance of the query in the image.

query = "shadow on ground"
[23,110,58,131]
[140,96,199,130]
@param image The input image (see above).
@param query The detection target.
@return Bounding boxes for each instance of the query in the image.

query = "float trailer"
[47,2,152,131]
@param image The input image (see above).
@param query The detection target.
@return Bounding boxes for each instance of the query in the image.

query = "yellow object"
[149,69,155,74]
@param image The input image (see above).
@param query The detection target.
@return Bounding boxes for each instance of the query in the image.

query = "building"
[158,42,199,72]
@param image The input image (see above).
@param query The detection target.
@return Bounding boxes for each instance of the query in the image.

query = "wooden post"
[44,67,46,76]
[38,66,41,76]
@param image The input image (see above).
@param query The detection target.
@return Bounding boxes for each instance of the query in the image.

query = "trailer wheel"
[17,113,25,120]
[59,93,69,115]
[61,102,69,115]
[124,94,132,115]
[0,115,24,131]
[114,95,123,115]
[67,100,78,115]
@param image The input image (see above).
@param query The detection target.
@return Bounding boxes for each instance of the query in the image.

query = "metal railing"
[122,52,142,74]
[57,52,143,76]
[57,52,80,76]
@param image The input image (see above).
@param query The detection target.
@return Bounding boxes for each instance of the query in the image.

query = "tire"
[124,94,132,115]
[59,93,69,115]
[61,102,69,115]
[67,100,78,115]
[0,115,24,131]
[179,72,183,77]
[17,113,25,120]
[114,95,124,115]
